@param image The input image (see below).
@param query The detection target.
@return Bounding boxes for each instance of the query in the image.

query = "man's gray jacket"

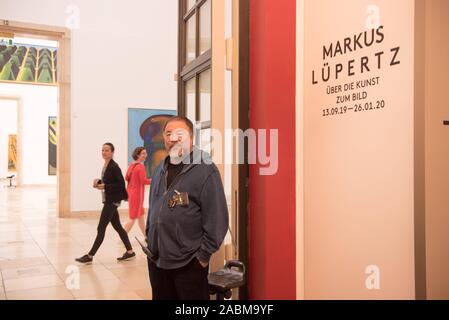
[146,148,229,270]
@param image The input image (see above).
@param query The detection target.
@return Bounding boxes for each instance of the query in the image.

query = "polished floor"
[0,184,152,300]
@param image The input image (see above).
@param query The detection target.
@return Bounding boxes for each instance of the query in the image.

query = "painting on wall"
[8,135,17,172]
[128,108,177,179]
[48,116,57,176]
[0,42,58,85]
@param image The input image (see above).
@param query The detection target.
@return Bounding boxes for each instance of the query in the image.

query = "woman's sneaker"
[117,251,136,262]
[75,254,93,265]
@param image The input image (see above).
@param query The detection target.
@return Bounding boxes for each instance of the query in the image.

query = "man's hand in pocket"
[198,258,209,268]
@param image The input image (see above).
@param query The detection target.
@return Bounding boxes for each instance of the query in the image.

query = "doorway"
[0,20,71,218]
[176,0,250,299]
[0,98,18,184]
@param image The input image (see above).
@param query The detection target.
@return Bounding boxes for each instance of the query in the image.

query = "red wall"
[249,0,297,299]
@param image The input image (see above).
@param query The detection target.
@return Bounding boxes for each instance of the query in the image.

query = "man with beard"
[145,116,228,300]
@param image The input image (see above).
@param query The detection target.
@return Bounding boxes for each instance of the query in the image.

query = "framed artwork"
[8,134,17,172]
[48,116,57,176]
[128,108,176,179]
[0,43,57,85]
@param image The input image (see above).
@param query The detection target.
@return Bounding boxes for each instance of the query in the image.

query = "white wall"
[0,0,178,211]
[0,99,18,178]
[0,84,58,185]
[302,0,415,299]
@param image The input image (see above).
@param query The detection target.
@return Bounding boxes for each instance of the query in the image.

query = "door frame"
[0,20,72,218]
[231,0,250,300]
[176,0,251,297]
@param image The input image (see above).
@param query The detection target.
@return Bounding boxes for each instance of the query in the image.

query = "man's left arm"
[197,170,229,265]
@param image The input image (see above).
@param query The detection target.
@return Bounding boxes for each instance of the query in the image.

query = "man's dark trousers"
[148,258,210,300]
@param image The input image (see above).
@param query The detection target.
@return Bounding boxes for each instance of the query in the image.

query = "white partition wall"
[300,0,417,299]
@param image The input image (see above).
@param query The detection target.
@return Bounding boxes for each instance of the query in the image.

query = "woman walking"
[124,147,151,237]
[76,143,136,264]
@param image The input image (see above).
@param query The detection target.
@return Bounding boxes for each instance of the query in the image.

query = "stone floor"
[0,185,152,300]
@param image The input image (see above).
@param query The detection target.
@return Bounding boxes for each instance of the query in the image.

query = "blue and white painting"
[128,108,176,179]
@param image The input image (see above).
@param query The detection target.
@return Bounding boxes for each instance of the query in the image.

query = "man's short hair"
[163,116,194,137]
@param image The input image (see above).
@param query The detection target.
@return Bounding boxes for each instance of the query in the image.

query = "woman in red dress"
[124,147,151,237]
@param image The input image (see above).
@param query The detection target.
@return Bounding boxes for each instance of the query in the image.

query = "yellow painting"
[8,134,17,172]
[49,117,57,175]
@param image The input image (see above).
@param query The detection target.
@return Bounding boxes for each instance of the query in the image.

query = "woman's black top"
[102,159,128,204]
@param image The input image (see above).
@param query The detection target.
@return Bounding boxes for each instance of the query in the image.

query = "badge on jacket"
[168,190,189,209]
